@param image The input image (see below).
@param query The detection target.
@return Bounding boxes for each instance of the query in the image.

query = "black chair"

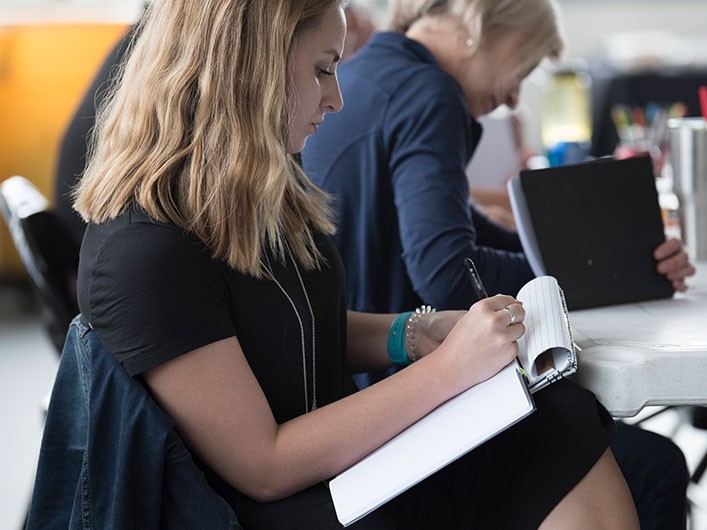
[0,175,80,353]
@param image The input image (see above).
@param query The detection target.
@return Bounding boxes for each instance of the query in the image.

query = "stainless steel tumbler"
[668,117,707,260]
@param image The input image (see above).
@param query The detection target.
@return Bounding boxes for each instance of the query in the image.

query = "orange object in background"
[0,21,128,278]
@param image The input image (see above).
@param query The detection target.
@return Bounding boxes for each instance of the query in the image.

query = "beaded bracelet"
[404,305,436,362]
[387,311,413,366]
[387,305,437,366]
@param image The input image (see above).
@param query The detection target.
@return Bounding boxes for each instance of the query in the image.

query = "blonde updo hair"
[387,0,564,82]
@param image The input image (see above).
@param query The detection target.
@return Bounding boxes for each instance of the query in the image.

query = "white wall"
[557,1,707,58]
[0,0,144,23]
[2,0,705,53]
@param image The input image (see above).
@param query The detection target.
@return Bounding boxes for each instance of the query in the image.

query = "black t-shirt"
[76,210,616,530]
[77,208,356,423]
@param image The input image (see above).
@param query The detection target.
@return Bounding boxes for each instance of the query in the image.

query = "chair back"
[0,175,80,352]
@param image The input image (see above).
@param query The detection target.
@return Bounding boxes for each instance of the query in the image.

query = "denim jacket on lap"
[26,316,242,530]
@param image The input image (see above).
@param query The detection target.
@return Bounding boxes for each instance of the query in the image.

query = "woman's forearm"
[345,310,396,372]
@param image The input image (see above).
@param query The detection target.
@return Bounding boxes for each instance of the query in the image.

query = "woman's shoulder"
[77,209,235,375]
[83,208,207,265]
[78,208,223,314]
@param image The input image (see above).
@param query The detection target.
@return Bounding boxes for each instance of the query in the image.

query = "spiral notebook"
[508,155,674,310]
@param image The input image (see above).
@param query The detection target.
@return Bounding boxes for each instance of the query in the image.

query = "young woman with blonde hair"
[71,0,638,527]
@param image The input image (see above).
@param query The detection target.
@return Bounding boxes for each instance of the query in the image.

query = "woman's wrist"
[387,305,436,366]
[387,311,413,366]
[404,305,436,362]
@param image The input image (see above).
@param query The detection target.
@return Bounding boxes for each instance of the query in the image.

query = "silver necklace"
[266,246,317,413]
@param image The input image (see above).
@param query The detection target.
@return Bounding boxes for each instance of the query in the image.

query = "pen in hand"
[464,257,488,301]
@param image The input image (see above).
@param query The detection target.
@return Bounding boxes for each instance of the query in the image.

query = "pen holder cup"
[668,117,707,260]
[614,140,664,178]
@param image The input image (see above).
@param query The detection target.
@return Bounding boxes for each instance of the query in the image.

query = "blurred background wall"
[0,1,142,277]
[1,0,706,276]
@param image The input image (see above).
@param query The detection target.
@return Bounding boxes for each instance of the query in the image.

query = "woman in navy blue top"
[301,3,694,312]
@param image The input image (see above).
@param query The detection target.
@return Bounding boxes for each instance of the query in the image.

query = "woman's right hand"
[431,294,525,396]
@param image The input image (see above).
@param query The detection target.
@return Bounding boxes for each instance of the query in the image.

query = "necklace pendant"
[269,247,318,418]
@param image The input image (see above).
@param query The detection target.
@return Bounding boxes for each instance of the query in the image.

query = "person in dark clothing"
[66,0,639,528]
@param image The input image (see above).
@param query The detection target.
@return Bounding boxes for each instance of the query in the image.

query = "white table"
[570,262,707,417]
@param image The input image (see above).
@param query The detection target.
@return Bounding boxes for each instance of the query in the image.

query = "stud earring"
[466,38,474,48]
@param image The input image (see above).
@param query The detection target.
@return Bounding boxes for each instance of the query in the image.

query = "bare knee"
[539,449,639,530]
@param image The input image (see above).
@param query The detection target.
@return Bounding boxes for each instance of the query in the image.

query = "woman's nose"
[323,78,344,113]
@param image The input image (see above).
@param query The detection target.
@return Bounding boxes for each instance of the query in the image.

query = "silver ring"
[503,306,516,326]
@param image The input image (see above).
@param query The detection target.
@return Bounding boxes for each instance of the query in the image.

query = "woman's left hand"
[654,237,696,292]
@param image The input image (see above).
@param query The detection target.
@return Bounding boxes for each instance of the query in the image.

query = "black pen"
[463,257,488,300]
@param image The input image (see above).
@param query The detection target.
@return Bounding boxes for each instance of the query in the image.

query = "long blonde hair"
[75,0,343,277]
[387,0,564,81]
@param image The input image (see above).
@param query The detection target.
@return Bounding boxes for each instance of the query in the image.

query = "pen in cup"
[463,257,488,300]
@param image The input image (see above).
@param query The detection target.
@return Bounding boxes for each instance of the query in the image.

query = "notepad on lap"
[329,276,576,526]
[507,155,674,310]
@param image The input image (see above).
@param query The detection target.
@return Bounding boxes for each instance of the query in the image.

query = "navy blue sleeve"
[384,70,534,307]
[471,205,524,252]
